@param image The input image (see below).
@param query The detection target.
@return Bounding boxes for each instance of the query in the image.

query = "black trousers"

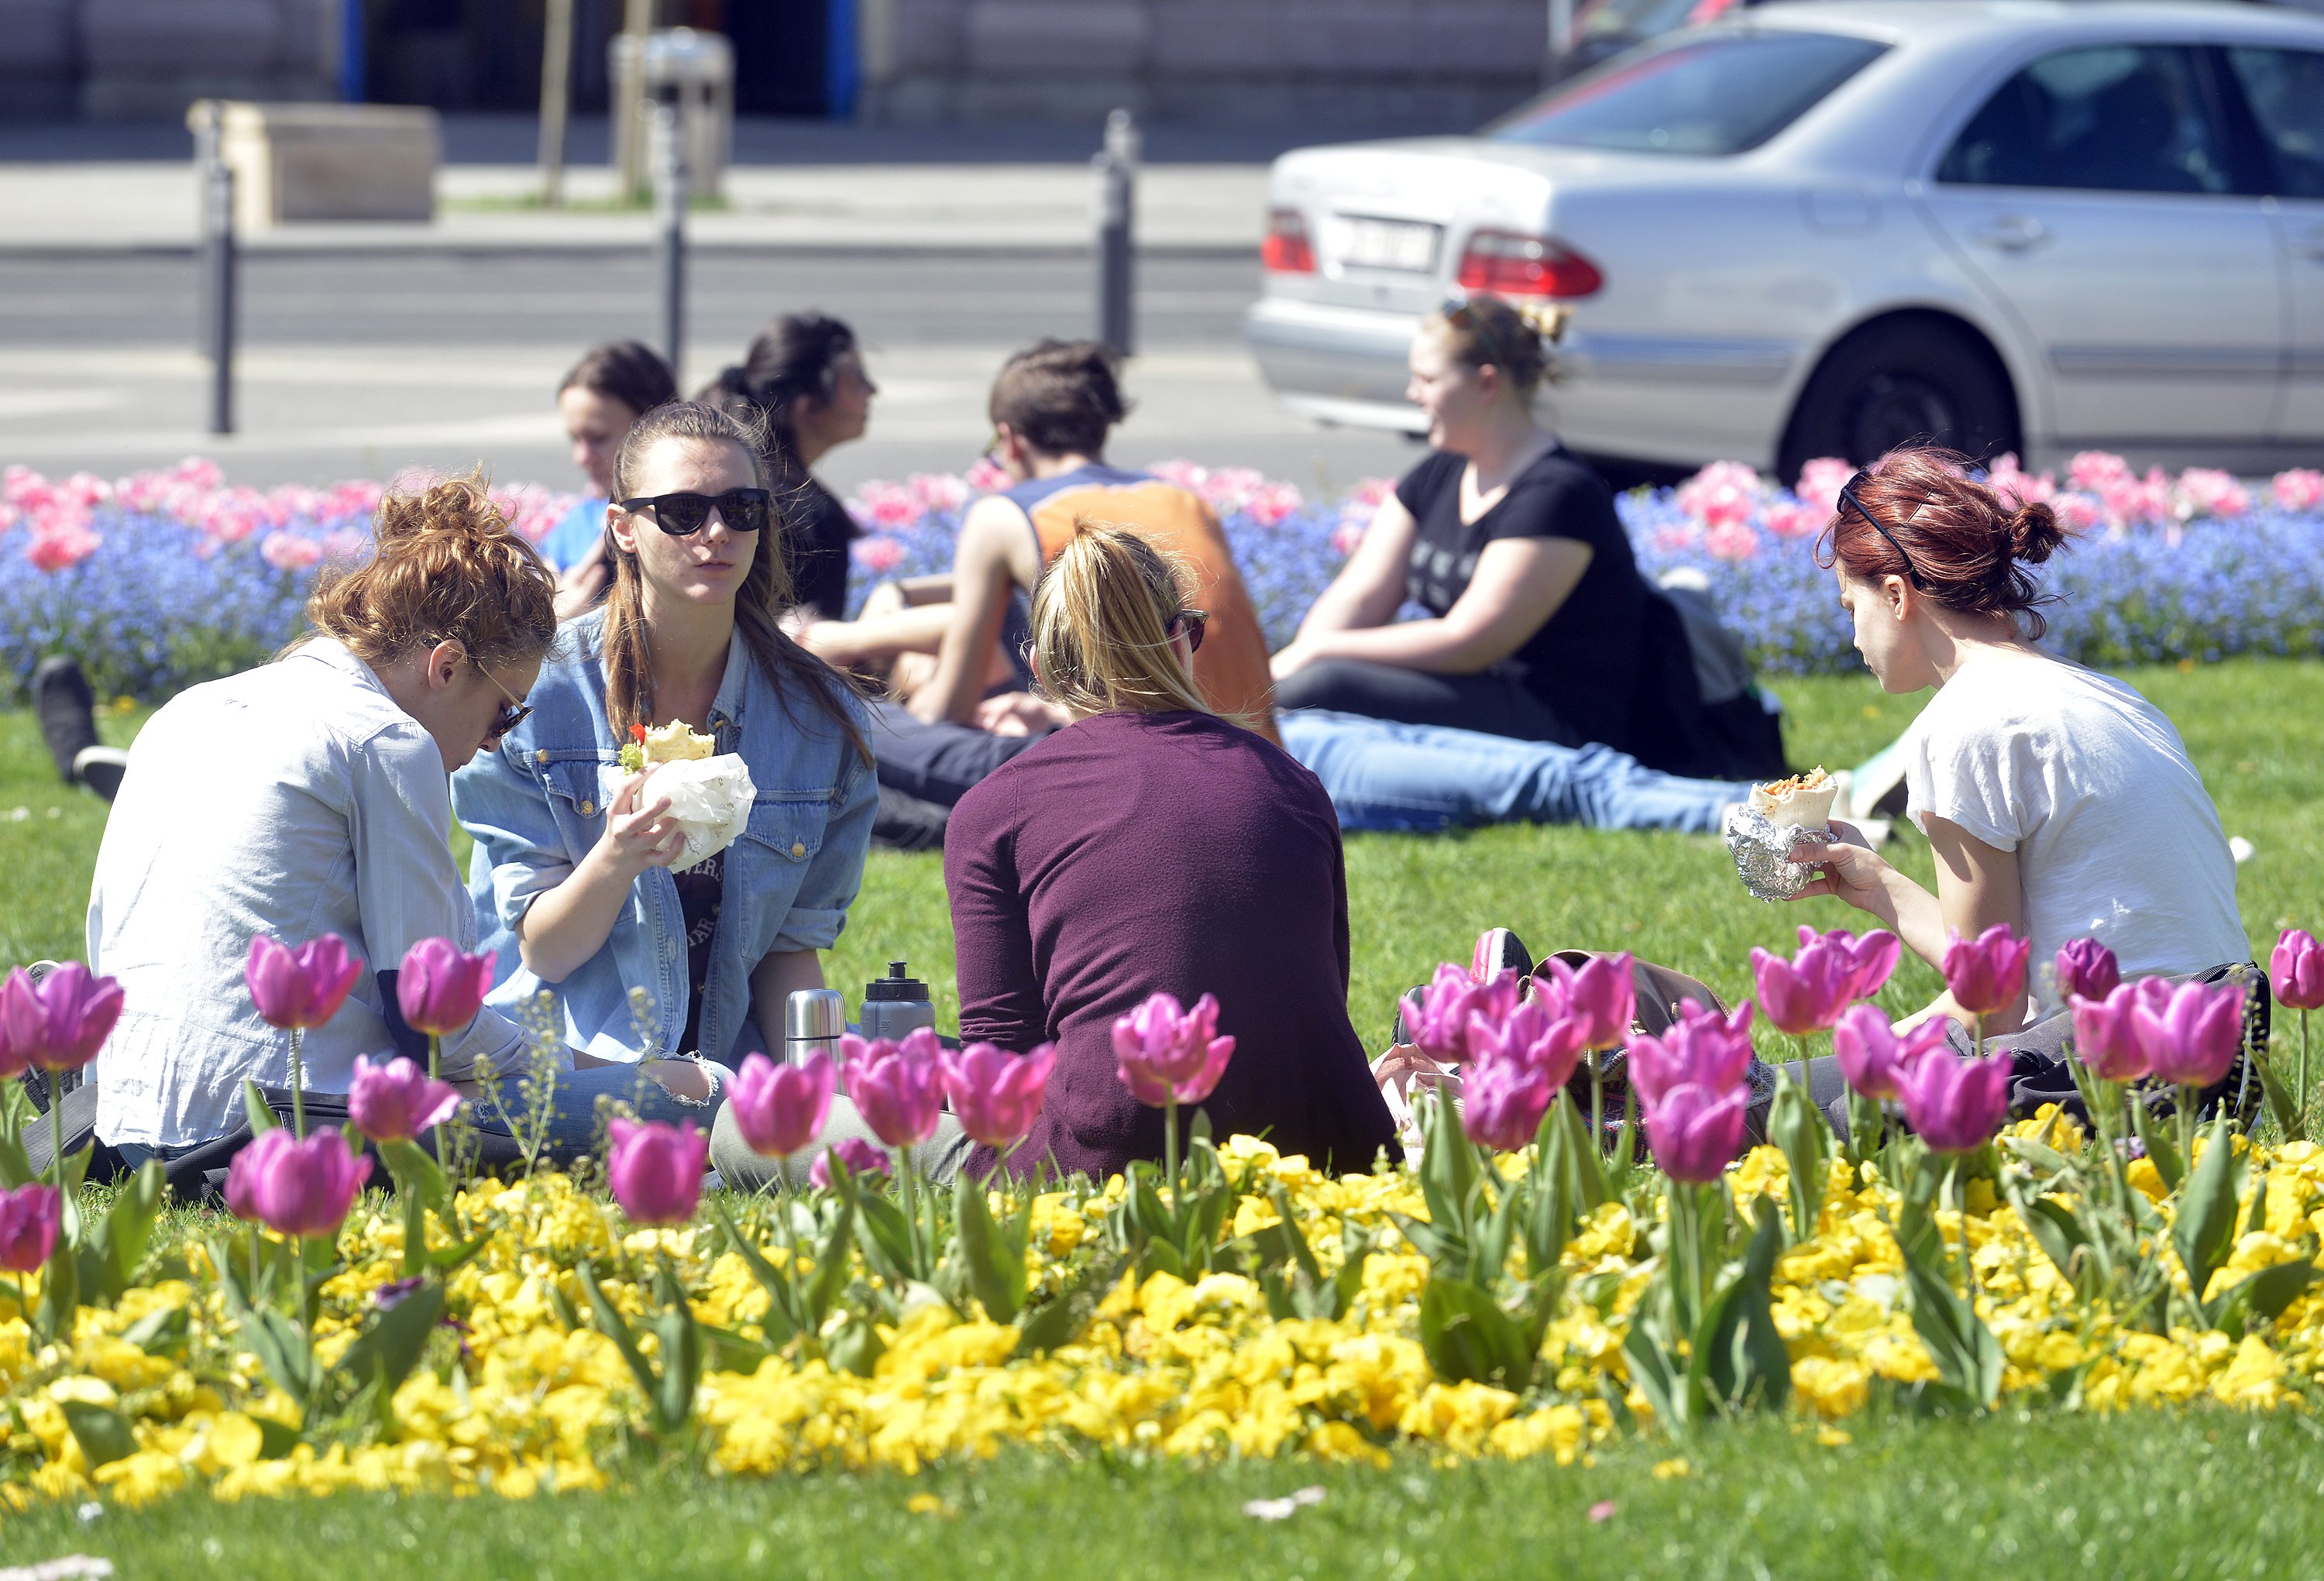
[1271,658,1582,746]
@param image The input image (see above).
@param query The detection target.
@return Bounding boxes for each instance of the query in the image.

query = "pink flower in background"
[1831,1005,1953,1102]
[940,1042,1058,1148]
[2130,978,2245,1088]
[1762,501,1822,539]
[2054,494,2102,533]
[2273,469,2324,513]
[1349,476,1396,508]
[2173,468,2249,521]
[1984,452,2055,510]
[2274,929,2324,1012]
[809,1136,889,1187]
[246,933,364,1030]
[1642,1081,1749,1182]
[260,532,323,572]
[1246,480,1305,527]
[2053,938,2120,1004]
[348,1056,462,1144]
[1625,998,1755,1108]
[909,472,969,512]
[26,521,101,572]
[1541,952,1635,1050]
[2069,982,2149,1083]
[1112,991,1238,1106]
[320,527,369,564]
[0,961,122,1074]
[1461,1054,1557,1151]
[849,480,925,531]
[605,1118,706,1226]
[1793,456,1852,517]
[2068,451,2133,493]
[225,1127,372,1238]
[1899,1048,2011,1154]
[1703,519,1759,560]
[0,1182,62,1273]
[1329,519,1366,556]
[1751,940,1855,1036]
[1676,460,1759,528]
[854,536,907,576]
[966,455,1010,493]
[1942,924,2030,1018]
[842,1027,949,1146]
[396,938,495,1036]
[1403,962,1522,1064]
[1465,999,1587,1089]
[727,1050,835,1158]
[1650,523,1700,553]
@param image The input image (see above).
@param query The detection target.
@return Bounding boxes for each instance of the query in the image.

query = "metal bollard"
[193,102,237,437]
[1094,108,1139,357]
[651,99,687,391]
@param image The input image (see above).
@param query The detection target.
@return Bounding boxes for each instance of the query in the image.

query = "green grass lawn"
[2,656,2320,1573]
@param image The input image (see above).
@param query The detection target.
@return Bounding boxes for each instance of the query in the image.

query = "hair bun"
[2005,500,2064,565]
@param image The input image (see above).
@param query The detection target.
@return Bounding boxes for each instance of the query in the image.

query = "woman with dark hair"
[1791,447,2248,1036]
[455,402,878,1073]
[545,340,679,617]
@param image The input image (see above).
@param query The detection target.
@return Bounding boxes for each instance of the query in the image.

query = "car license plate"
[1327,215,1441,273]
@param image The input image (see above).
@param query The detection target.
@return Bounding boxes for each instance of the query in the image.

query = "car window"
[2225,46,2324,198]
[1487,31,1888,156]
[1937,45,2236,195]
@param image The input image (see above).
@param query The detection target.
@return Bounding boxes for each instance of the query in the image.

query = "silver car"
[1245,1,2324,477]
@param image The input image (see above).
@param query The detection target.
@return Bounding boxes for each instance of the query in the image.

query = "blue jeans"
[474,1057,725,1158]
[1277,709,1747,835]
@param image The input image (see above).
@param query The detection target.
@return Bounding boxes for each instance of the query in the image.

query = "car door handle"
[1972,215,2049,252]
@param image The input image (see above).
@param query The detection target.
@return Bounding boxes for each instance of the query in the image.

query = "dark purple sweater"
[944,710,1397,1181]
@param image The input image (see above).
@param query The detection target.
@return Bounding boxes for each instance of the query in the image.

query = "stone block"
[208,101,439,225]
[0,0,72,74]
[81,0,283,73]
[964,0,1149,76]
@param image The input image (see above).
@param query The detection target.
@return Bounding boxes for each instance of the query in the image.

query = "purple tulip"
[2274,930,2324,1012]
[605,1117,706,1226]
[0,962,123,1075]
[2130,978,2246,1089]
[1943,925,2031,1018]
[1460,1055,1557,1152]
[396,937,495,1038]
[1642,1081,1749,1184]
[1751,941,1856,1036]
[1540,954,1635,1051]
[2069,984,2150,1083]
[940,1042,1058,1149]
[223,1128,373,1238]
[346,1056,462,1144]
[0,1182,62,1273]
[842,1027,948,1147]
[1466,999,1587,1089]
[2054,938,2121,1005]
[245,933,365,1031]
[1831,1004,1954,1102]
[1402,964,1521,1064]
[727,1050,836,1158]
[1626,998,1755,1110]
[1899,1049,2013,1154]
[1111,993,1237,1108]
[1808,926,1903,1002]
[809,1136,889,1189]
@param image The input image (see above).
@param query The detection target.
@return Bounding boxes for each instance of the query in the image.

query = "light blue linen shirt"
[452,608,877,1064]
[87,640,528,1147]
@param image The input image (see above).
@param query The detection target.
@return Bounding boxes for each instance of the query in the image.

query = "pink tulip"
[0,1183,61,1273]
[1401,964,1521,1064]
[2274,930,2324,1012]
[223,1128,373,1239]
[605,1117,706,1226]
[1751,942,1855,1036]
[346,1056,462,1144]
[1642,1082,1748,1184]
[396,938,495,1037]
[1626,998,1755,1110]
[2069,984,2150,1083]
[842,1027,947,1147]
[809,1136,889,1188]
[2130,978,2246,1089]
[940,1042,1057,1149]
[246,933,365,1031]
[1112,993,1238,1108]
[0,961,122,1074]
[1831,1004,1954,1102]
[1943,925,2030,1018]
[1899,1049,2013,1155]
[727,1050,835,1158]
[1540,954,1635,1050]
[1466,1000,1587,1090]
[2054,938,2121,1005]
[1805,926,1902,1001]
[1461,1056,1557,1152]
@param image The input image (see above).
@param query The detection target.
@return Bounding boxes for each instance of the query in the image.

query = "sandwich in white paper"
[603,721,756,872]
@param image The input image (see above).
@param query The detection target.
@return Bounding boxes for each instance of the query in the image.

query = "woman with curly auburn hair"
[86,473,713,1160]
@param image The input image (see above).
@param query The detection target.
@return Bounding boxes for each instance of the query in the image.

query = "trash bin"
[610,27,734,198]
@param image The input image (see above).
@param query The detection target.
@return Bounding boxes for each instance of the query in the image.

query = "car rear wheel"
[1778,320,2019,483]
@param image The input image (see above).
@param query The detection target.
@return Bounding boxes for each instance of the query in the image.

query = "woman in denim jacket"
[455,402,877,1102]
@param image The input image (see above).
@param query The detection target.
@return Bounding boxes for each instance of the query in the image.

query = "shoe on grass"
[32,655,99,785]
[73,745,131,803]
[1390,927,1534,1046]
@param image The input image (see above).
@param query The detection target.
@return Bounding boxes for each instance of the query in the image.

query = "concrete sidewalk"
[0,112,1374,256]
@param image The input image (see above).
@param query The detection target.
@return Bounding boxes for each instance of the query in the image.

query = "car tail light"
[1456,229,1603,298]
[1261,207,1315,273]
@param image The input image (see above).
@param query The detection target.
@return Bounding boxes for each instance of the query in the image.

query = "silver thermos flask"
[784,988,847,1066]
[859,961,936,1043]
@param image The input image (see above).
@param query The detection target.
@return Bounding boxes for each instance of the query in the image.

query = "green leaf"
[1621,1322,1687,1435]
[331,1280,445,1405]
[378,1138,451,1212]
[954,1173,1028,1323]
[648,1262,699,1433]
[59,1399,138,1469]
[824,1311,885,1378]
[803,1198,857,1332]
[1556,1092,1610,1212]
[1768,1070,1831,1246]
[426,1232,493,1273]
[1014,1252,1126,1357]
[853,1189,917,1287]
[254,1415,303,1459]
[1417,1095,1480,1241]
[2250,1047,2306,1143]
[120,1301,188,1355]
[0,1119,34,1190]
[696,1321,771,1373]
[1417,1275,1534,1390]
[1901,1239,2003,1410]
[2209,1260,2322,1340]
[1699,1200,1792,1413]
[242,1080,280,1137]
[77,1160,165,1308]
[2171,1114,2244,1308]
[710,1200,800,1346]
[2131,1100,2185,1192]
[573,1259,663,1428]
[2001,1176,2107,1299]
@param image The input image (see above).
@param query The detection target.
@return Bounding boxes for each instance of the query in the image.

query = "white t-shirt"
[1903,652,2244,1006]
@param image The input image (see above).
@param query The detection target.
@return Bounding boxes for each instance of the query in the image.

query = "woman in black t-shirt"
[1272,296,1686,763]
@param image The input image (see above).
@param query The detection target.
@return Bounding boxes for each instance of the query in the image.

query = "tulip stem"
[897,1147,921,1273]
[426,1031,445,1177]
[288,1026,307,1140]
[1946,1162,1975,1304]
[2178,1084,2197,1172]
[46,1095,63,1189]
[2300,1012,2312,1129]
[1163,1095,1181,1208]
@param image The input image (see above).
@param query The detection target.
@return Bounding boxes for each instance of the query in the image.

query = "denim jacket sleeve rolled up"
[451,609,877,1065]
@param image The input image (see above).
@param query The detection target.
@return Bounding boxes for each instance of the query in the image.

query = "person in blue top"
[454,400,878,1080]
[541,340,679,619]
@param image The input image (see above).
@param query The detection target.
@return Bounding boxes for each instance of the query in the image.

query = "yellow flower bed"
[4,1121,2320,1507]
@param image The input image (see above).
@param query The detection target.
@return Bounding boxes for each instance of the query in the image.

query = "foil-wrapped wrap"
[1724,803,1831,902]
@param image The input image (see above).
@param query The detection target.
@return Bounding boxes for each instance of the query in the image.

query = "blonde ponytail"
[1031,519,1214,720]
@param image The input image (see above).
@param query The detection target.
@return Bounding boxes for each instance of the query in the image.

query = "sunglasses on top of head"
[616,488,772,537]
[1837,469,1928,591]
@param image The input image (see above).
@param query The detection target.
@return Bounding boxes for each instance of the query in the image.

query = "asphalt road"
[0,249,1419,497]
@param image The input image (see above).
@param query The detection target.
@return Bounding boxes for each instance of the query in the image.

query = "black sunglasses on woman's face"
[616,488,772,537]
[1170,609,1208,654]
[473,661,532,741]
